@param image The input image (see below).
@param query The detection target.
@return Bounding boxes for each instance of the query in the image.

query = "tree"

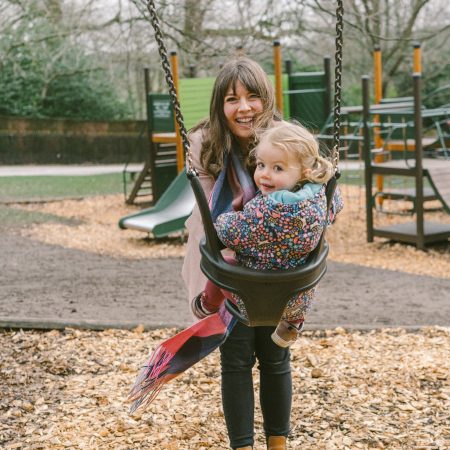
[302,0,450,101]
[0,0,130,119]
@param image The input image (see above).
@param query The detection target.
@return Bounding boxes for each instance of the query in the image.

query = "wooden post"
[170,51,184,173]
[413,73,425,250]
[362,76,374,242]
[373,45,384,203]
[413,43,422,74]
[373,46,383,105]
[273,40,283,116]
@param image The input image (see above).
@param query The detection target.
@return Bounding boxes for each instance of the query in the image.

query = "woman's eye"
[225,96,237,103]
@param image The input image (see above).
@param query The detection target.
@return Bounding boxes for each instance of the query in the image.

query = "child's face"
[253,138,303,195]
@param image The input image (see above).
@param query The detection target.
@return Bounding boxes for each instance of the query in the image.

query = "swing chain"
[145,0,195,173]
[146,0,343,175]
[332,0,344,172]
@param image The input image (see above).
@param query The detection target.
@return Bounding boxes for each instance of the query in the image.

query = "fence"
[0,116,148,164]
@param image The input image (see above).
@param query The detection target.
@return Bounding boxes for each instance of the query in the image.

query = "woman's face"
[223,80,264,147]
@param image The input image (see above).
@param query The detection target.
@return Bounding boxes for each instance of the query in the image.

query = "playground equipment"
[318,42,449,213]
[119,168,195,238]
[370,44,449,201]
[123,67,178,205]
[362,73,450,250]
[285,57,332,131]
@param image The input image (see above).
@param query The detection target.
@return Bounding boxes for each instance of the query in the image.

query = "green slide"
[118,169,195,238]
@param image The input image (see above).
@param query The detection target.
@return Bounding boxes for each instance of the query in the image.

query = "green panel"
[267,74,290,118]
[287,72,327,130]
[179,77,215,129]
[152,165,178,203]
[147,94,175,132]
[379,112,415,140]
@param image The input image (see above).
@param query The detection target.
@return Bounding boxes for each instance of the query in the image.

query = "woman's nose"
[238,98,251,112]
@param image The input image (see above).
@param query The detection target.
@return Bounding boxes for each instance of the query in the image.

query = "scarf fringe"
[127,308,237,414]
[128,344,174,414]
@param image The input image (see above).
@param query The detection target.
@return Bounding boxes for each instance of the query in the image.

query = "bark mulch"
[1,326,449,449]
[1,185,449,449]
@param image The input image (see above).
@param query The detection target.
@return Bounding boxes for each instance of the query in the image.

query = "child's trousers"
[219,321,292,449]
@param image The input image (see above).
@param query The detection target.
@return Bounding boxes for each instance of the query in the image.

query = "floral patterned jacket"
[215,184,344,322]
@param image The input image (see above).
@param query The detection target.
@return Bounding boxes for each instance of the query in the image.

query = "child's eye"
[274,165,283,172]
[256,162,264,169]
[249,94,260,99]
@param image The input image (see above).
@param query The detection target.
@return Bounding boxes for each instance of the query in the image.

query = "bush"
[0,16,130,120]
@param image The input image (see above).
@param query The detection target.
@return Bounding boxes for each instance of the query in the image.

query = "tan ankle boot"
[267,435,287,449]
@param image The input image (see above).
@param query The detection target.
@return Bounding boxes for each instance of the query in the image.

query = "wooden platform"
[152,132,177,144]
[384,137,437,151]
[375,187,436,201]
[373,221,450,245]
[427,165,450,213]
[372,158,450,213]
[372,158,450,171]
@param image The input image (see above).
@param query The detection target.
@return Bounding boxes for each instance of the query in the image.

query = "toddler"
[192,122,343,347]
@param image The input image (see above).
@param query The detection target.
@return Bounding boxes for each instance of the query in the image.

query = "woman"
[182,56,290,450]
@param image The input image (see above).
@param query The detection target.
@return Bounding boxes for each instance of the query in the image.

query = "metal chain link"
[332,0,344,171]
[145,0,195,173]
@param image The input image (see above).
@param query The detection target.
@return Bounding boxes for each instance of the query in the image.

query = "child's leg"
[271,287,315,346]
[271,319,304,348]
[191,256,237,319]
[202,255,236,310]
[201,280,225,312]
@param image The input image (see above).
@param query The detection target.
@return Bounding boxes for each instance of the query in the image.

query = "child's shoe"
[190,293,218,319]
[271,321,304,348]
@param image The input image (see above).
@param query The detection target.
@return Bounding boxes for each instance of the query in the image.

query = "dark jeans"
[220,321,292,449]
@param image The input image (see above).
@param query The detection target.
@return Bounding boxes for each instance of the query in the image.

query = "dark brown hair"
[191,57,280,177]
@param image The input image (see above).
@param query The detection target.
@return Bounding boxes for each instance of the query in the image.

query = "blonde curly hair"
[253,122,334,184]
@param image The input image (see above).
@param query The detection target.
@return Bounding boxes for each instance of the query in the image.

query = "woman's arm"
[187,128,215,199]
[182,128,215,303]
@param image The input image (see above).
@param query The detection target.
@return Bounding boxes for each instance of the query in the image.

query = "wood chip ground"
[2,185,449,449]
[1,327,449,449]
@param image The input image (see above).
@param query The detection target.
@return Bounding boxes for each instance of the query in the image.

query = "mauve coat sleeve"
[181,128,216,304]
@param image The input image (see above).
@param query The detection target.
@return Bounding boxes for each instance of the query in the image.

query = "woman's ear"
[303,168,312,179]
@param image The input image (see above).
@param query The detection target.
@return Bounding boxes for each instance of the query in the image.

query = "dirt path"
[2,231,449,329]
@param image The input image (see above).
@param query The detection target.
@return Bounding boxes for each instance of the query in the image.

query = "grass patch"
[0,173,123,201]
[0,205,79,229]
[339,169,364,185]
[338,170,433,190]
